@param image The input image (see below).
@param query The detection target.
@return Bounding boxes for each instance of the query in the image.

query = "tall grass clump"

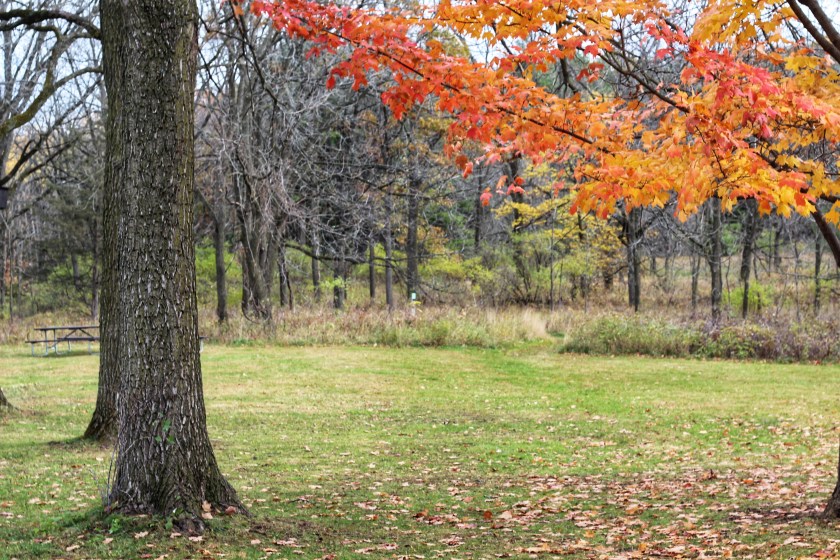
[200,305,553,348]
[561,312,840,363]
[561,315,698,357]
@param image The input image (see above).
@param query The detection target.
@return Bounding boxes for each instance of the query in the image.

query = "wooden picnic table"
[27,325,100,356]
[26,326,206,356]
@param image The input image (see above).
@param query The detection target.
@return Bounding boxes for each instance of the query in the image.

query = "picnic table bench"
[26,325,100,356]
[26,325,206,356]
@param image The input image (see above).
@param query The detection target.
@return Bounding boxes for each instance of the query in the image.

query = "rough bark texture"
[83,50,122,442]
[101,0,240,521]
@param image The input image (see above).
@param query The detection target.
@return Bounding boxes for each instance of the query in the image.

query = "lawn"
[2,344,840,559]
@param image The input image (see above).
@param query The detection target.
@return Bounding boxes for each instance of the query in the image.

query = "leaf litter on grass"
[5,347,840,559]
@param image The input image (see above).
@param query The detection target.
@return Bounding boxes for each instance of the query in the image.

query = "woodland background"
[1,0,839,362]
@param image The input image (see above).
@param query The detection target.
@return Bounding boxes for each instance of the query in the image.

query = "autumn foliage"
[243,0,839,231]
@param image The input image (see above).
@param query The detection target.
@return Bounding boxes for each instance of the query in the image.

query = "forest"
[1,0,837,335]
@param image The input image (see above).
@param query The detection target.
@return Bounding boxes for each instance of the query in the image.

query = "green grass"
[2,344,840,558]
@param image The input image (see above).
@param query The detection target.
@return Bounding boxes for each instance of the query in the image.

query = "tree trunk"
[71,253,81,291]
[474,185,482,250]
[690,253,700,313]
[740,199,759,319]
[625,207,641,312]
[406,179,420,300]
[0,222,5,313]
[368,237,376,304]
[814,233,822,314]
[333,260,347,310]
[278,242,292,310]
[311,230,321,303]
[773,218,783,272]
[90,223,100,321]
[707,198,723,322]
[214,213,227,323]
[101,0,240,523]
[384,191,394,312]
[84,71,121,442]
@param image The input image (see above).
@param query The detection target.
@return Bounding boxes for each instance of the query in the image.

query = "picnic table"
[26,326,206,356]
[27,325,100,356]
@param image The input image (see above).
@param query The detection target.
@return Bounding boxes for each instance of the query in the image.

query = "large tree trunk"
[84,80,121,442]
[101,0,240,524]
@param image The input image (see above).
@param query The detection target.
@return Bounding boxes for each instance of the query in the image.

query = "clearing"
[1,345,840,558]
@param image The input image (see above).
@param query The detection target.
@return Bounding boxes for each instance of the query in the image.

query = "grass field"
[2,343,840,559]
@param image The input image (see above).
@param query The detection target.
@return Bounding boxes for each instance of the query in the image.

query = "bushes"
[562,316,698,357]
[562,314,840,362]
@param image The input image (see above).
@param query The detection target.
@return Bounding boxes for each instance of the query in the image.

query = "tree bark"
[311,230,322,303]
[690,253,700,313]
[214,212,227,323]
[625,207,641,312]
[278,242,293,310]
[707,198,723,322]
[101,0,240,523]
[773,218,783,272]
[84,71,121,442]
[332,260,347,310]
[384,191,394,312]
[406,178,420,300]
[814,231,822,314]
[368,236,376,304]
[739,199,759,319]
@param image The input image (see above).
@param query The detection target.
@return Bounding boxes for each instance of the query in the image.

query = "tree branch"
[0,8,101,39]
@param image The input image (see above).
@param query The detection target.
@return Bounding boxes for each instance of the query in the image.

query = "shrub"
[561,313,840,363]
[562,315,697,357]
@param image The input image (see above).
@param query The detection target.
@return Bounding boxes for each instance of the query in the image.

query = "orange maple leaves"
[243,0,840,223]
